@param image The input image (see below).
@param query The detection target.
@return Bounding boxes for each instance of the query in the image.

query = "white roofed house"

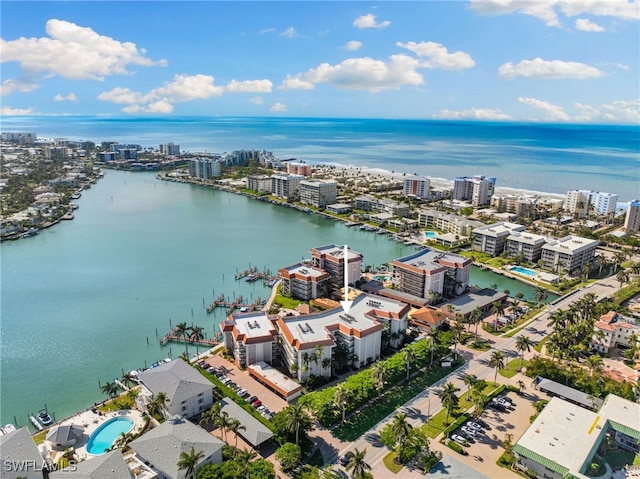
[0,427,46,479]
[590,311,640,355]
[136,358,213,420]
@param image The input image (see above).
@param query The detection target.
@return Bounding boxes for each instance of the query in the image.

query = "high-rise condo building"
[453,175,496,206]
[403,176,431,199]
[624,200,640,233]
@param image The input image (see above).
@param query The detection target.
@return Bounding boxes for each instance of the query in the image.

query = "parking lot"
[430,386,547,479]
[203,354,289,415]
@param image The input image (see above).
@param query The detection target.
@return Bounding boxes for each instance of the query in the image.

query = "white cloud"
[471,0,639,26]
[249,96,264,105]
[53,92,77,102]
[0,106,35,115]
[518,96,571,121]
[397,41,475,70]
[259,28,276,34]
[97,87,144,104]
[498,58,606,79]
[433,107,512,120]
[270,102,287,112]
[280,27,297,38]
[343,40,363,51]
[353,13,391,29]
[148,74,224,102]
[0,19,166,81]
[279,75,315,90]
[574,98,640,123]
[291,54,424,92]
[575,18,605,31]
[225,79,273,93]
[0,79,38,96]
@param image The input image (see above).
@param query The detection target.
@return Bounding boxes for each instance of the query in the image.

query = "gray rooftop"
[137,358,212,406]
[393,248,470,272]
[129,416,224,479]
[442,289,508,316]
[218,397,274,446]
[535,377,603,410]
[0,427,44,478]
[50,450,132,479]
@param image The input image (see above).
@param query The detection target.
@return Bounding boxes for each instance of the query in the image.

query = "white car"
[493,397,511,407]
[466,421,483,431]
[460,426,477,436]
[451,434,469,446]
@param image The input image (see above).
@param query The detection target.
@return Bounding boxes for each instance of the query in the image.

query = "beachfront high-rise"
[403,175,431,199]
[453,175,496,206]
[310,244,363,287]
[472,222,526,256]
[540,235,598,274]
[159,142,180,156]
[271,173,303,201]
[624,200,640,233]
[565,189,618,217]
[189,157,223,179]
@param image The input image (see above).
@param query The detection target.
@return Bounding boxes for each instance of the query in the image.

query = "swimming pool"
[509,266,538,277]
[424,231,437,239]
[86,417,134,455]
[373,275,392,282]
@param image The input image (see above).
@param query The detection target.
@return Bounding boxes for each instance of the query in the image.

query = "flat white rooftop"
[311,244,362,261]
[280,263,328,279]
[227,311,276,341]
[473,221,525,237]
[248,361,302,398]
[542,235,599,253]
[393,248,469,272]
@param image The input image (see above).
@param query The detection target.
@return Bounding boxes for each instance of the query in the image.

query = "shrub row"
[447,440,464,454]
[442,413,470,439]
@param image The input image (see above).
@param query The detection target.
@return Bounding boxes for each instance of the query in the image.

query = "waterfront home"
[129,416,223,479]
[0,427,46,479]
[403,175,431,200]
[136,359,213,420]
[590,311,640,355]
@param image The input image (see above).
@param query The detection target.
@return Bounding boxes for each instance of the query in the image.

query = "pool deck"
[45,409,145,463]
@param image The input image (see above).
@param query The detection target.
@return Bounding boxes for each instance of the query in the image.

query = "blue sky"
[1,1,638,122]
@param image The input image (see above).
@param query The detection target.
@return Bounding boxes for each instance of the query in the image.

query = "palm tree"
[516,379,526,394]
[335,384,350,424]
[189,325,205,355]
[489,350,506,385]
[199,403,221,429]
[470,388,486,419]
[121,371,136,389]
[372,361,387,396]
[586,355,603,376]
[228,418,246,450]
[534,286,548,306]
[427,328,441,365]
[175,322,191,356]
[491,301,503,331]
[438,382,459,426]
[101,381,119,399]
[451,319,464,356]
[515,335,532,371]
[236,448,258,479]
[177,446,204,479]
[463,374,477,401]
[502,433,515,464]
[285,404,312,445]
[402,345,415,380]
[391,413,411,462]
[346,448,371,479]
[216,411,231,443]
[617,269,630,291]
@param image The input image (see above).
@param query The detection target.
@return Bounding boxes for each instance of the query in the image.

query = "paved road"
[335,275,620,477]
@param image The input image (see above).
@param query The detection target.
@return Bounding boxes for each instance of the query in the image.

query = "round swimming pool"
[86,417,134,455]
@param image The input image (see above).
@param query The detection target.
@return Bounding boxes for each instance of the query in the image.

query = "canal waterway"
[0,170,550,427]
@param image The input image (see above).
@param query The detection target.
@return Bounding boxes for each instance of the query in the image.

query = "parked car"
[492,397,511,408]
[467,422,483,431]
[257,405,268,414]
[246,395,258,404]
[338,455,351,467]
[207,367,216,373]
[490,402,507,412]
[459,432,475,443]
[474,418,490,429]
[252,400,262,408]
[451,434,469,446]
[460,426,477,437]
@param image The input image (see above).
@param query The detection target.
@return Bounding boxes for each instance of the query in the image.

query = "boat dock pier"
[159,328,221,347]
[234,266,258,280]
[204,293,268,315]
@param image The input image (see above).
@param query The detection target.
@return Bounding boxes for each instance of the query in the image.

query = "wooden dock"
[160,328,221,347]
[204,293,268,315]
[235,266,257,280]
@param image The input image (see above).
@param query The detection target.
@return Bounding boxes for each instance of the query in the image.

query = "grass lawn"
[33,430,47,444]
[533,334,550,353]
[601,448,640,470]
[98,394,135,412]
[273,293,302,309]
[499,358,529,378]
[422,383,499,438]
[332,366,454,441]
[383,451,403,474]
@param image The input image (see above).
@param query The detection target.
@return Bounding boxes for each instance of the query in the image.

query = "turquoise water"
[1,116,637,200]
[0,171,557,427]
[86,417,134,455]
[425,231,437,239]
[509,266,538,277]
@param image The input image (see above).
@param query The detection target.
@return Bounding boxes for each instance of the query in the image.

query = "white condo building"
[403,176,431,199]
[624,200,640,233]
[246,174,272,193]
[453,175,496,206]
[271,173,303,201]
[300,179,337,208]
[541,235,598,274]
[565,189,618,216]
[160,142,180,155]
[310,244,363,287]
[189,157,222,179]
[472,222,525,256]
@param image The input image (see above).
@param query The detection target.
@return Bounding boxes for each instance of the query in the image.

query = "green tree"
[101,381,119,399]
[586,355,603,376]
[372,361,387,396]
[391,413,412,463]
[345,448,371,479]
[534,286,548,306]
[463,374,477,401]
[515,335,533,371]
[237,448,258,479]
[402,345,415,380]
[489,350,506,385]
[175,322,192,356]
[190,325,205,355]
[177,446,205,479]
[335,383,350,424]
[275,442,301,472]
[284,404,313,446]
[228,418,246,451]
[438,382,460,426]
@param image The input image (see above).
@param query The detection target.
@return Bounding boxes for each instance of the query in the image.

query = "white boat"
[29,416,43,431]
[0,424,16,435]
[37,409,53,427]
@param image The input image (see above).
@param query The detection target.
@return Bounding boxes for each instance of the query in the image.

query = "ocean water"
[1,116,638,200]
[1,170,549,428]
